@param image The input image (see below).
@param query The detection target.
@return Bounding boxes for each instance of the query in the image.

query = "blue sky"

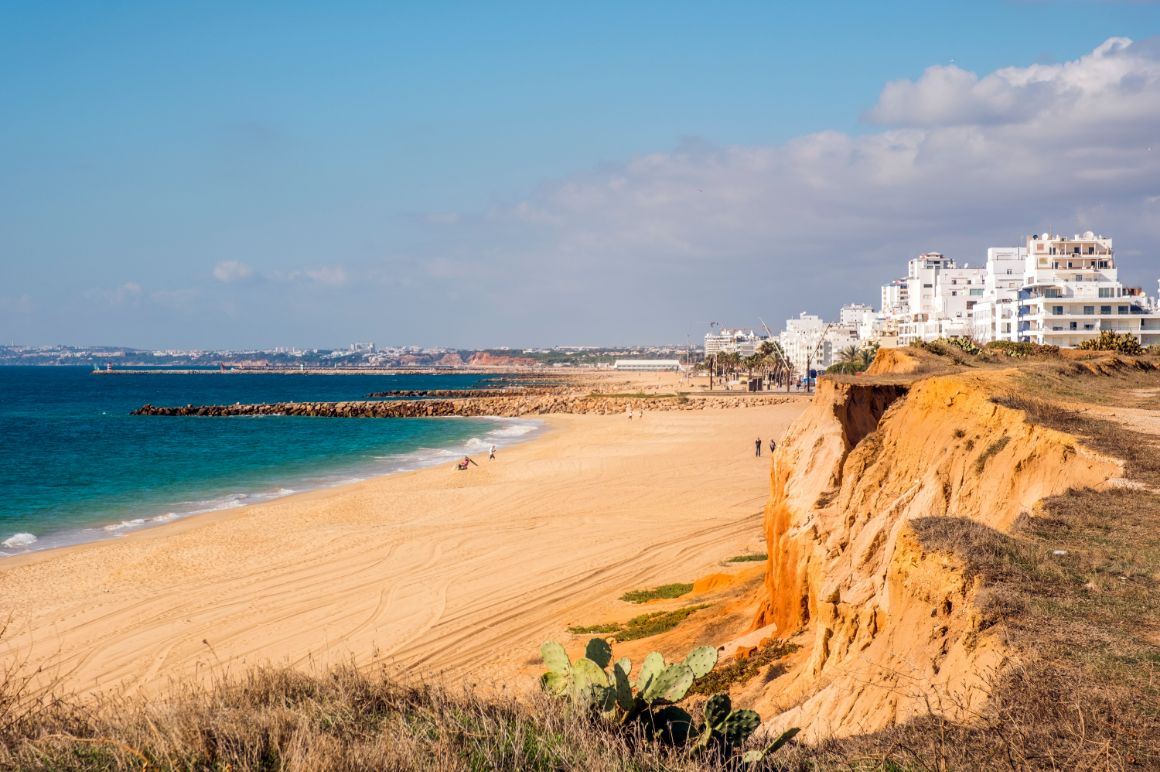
[3,1,1160,347]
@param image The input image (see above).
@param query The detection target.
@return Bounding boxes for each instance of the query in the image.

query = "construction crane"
[804,322,838,393]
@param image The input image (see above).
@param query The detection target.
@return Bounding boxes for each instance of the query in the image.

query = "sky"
[2,1,1160,349]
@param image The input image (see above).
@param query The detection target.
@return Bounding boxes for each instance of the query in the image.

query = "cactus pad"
[703,693,732,728]
[636,651,665,691]
[613,662,634,711]
[585,638,613,669]
[722,709,761,744]
[540,641,571,675]
[615,656,632,676]
[684,645,717,678]
[642,663,694,704]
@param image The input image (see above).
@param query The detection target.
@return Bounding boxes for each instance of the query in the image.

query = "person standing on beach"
[489,444,496,461]
[626,405,632,420]
[755,437,762,457]
[768,438,777,454]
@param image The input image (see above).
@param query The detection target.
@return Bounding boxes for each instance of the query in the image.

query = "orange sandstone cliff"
[747,353,1120,740]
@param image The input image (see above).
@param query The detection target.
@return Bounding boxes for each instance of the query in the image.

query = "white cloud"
[300,266,348,286]
[212,260,254,283]
[0,294,33,314]
[865,37,1153,127]
[431,37,1160,315]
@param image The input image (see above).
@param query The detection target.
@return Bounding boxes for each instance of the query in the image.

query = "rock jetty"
[132,393,800,419]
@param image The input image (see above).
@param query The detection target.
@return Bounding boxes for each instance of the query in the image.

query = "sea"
[0,367,540,557]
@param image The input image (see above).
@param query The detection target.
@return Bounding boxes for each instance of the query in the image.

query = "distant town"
[7,229,1158,381]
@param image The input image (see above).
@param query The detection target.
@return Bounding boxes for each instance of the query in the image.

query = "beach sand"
[0,400,806,697]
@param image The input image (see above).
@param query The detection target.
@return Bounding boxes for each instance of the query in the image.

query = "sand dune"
[0,402,806,697]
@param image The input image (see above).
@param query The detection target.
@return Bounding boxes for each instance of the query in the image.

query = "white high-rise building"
[1018,231,1160,347]
[896,252,986,344]
[972,247,1027,342]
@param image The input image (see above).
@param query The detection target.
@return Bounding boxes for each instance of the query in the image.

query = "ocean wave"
[2,532,37,549]
[104,518,147,532]
[486,422,538,438]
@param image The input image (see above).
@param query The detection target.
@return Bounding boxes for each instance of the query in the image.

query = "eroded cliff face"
[751,366,1120,739]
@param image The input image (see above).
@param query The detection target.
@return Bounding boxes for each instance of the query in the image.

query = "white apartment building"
[1017,231,1160,347]
[971,247,1026,342]
[894,252,986,344]
[703,328,762,358]
[778,312,859,378]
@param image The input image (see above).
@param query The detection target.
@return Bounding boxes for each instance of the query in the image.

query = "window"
[1101,306,1112,315]
[1070,322,1078,330]
[1045,289,1062,298]
[1099,287,1115,298]
[970,288,984,296]
[1083,306,1094,315]
[1119,306,1130,314]
[1053,306,1064,315]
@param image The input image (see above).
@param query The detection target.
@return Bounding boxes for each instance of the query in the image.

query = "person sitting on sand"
[456,456,478,471]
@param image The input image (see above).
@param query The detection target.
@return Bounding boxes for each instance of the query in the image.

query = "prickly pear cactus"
[642,663,694,704]
[703,693,732,729]
[721,709,760,744]
[538,639,610,703]
[684,646,717,678]
[635,651,665,691]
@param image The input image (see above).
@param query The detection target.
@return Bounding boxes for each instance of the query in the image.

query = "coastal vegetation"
[567,604,710,641]
[1078,328,1145,354]
[619,583,693,603]
[726,553,767,563]
[539,638,797,766]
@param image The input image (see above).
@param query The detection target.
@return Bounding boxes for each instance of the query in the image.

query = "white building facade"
[894,252,986,344]
[778,313,859,378]
[703,328,762,358]
[1017,232,1160,347]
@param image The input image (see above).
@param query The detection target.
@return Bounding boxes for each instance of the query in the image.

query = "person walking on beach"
[755,437,762,457]
[489,444,496,461]
[626,405,633,420]
[768,438,777,454]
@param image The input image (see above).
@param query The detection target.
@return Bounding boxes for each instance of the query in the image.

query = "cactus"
[641,663,694,704]
[537,637,796,764]
[683,645,717,678]
[635,651,665,692]
[539,639,610,704]
[694,692,762,757]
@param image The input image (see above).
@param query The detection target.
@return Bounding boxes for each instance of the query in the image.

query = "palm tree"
[832,345,862,374]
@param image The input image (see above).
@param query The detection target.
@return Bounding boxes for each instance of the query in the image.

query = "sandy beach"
[0,399,806,698]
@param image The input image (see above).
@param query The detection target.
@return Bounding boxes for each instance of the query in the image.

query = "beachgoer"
[755,437,761,457]
[626,405,632,420]
[489,444,496,461]
[456,455,478,471]
[769,438,777,454]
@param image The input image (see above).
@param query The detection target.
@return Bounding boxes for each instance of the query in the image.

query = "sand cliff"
[747,351,1121,740]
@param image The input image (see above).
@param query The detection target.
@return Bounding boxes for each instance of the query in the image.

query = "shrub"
[540,638,798,765]
[1078,330,1144,354]
[984,340,1061,358]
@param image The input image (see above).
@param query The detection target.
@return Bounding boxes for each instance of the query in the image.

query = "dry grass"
[1,664,758,771]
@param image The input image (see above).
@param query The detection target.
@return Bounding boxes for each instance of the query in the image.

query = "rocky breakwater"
[745,353,1120,741]
[132,392,800,418]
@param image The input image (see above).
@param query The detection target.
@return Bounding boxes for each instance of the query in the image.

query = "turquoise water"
[0,367,538,555]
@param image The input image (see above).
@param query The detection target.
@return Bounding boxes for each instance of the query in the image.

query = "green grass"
[619,583,693,603]
[726,553,767,563]
[568,605,710,642]
[972,434,1010,473]
[688,640,798,697]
